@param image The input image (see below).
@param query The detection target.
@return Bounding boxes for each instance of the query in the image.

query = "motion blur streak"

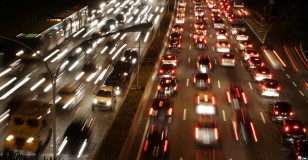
[284,45,299,72]
[0,76,30,99]
[0,77,16,91]
[44,49,59,61]
[232,120,239,141]
[0,110,9,123]
[112,44,127,60]
[294,47,308,69]
[273,50,286,67]
[57,137,68,155]
[263,49,275,66]
[242,92,247,104]
[250,122,258,142]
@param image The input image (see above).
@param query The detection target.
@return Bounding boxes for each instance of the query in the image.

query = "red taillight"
[193,77,196,83]
[277,87,281,91]
[214,128,218,140]
[178,44,181,47]
[168,44,171,47]
[195,127,199,138]
[171,69,175,74]
[304,128,306,133]
[290,112,294,116]
[285,126,289,132]
[143,140,149,151]
[207,77,211,84]
[164,140,168,152]
[261,62,264,66]
[212,96,216,105]
[173,86,177,90]
[274,110,279,115]
[242,92,247,104]
[197,96,200,104]
[159,69,163,73]
[157,85,161,90]
[162,59,165,63]
[227,91,231,103]
[269,74,272,78]
[149,108,153,115]
[168,108,172,116]
[262,86,266,89]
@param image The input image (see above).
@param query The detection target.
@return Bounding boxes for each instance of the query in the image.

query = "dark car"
[169,32,182,41]
[157,77,178,97]
[194,38,207,50]
[158,64,176,78]
[149,95,174,123]
[193,72,211,89]
[113,60,133,81]
[143,124,169,159]
[270,101,294,123]
[277,119,307,144]
[226,84,248,104]
[246,57,264,70]
[196,54,212,73]
[121,48,138,65]
[168,39,182,51]
[289,140,308,160]
[115,13,126,23]
[58,116,95,157]
[104,71,125,93]
[171,24,184,33]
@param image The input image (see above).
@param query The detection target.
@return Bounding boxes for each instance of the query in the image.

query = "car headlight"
[93,99,97,104]
[6,135,14,141]
[76,47,82,53]
[27,137,34,143]
[106,100,112,106]
[124,72,128,76]
[115,89,120,95]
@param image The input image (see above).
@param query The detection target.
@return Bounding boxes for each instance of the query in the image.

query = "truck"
[3,100,53,156]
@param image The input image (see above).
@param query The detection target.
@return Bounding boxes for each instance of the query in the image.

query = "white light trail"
[101,46,108,54]
[73,28,85,38]
[135,32,141,42]
[0,76,30,100]
[112,44,127,60]
[30,78,46,91]
[0,77,17,91]
[44,49,59,61]
[144,31,150,42]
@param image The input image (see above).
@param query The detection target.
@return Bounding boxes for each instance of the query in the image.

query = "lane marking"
[235,48,238,52]
[299,91,305,96]
[183,109,186,120]
[186,79,189,86]
[222,110,226,121]
[214,59,217,64]
[248,82,253,90]
[240,61,243,66]
[260,112,266,124]
[188,57,190,63]
[218,80,221,88]
[75,107,81,114]
[180,157,183,160]
[286,74,290,78]
[210,34,213,38]
[281,67,285,71]
[189,45,192,50]
[212,46,215,51]
[292,82,297,87]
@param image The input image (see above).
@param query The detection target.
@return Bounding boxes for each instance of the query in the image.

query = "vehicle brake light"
[193,77,196,83]
[168,44,171,47]
[173,86,177,90]
[289,112,294,116]
[208,77,211,84]
[304,128,306,132]
[212,96,216,105]
[262,86,266,89]
[159,69,163,73]
[269,74,272,78]
[274,110,279,115]
[214,128,218,140]
[195,127,199,138]
[197,96,200,104]
[157,85,161,90]
[168,108,172,116]
[164,140,168,152]
[162,59,165,63]
[294,125,299,129]
[285,126,289,132]
[171,69,175,74]
[178,44,181,47]
[143,140,149,151]
[227,91,231,103]
[277,87,280,91]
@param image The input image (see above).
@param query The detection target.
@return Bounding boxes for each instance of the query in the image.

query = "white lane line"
[189,45,192,50]
[214,59,217,64]
[240,61,244,66]
[292,82,297,87]
[190,34,192,37]
[281,67,285,71]
[222,110,226,121]
[180,157,183,160]
[75,107,81,114]
[260,112,266,124]
[210,34,213,38]
[183,109,187,120]
[186,79,189,86]
[137,119,150,159]
[235,48,238,52]
[218,80,221,88]
[286,74,290,78]
[188,57,190,63]
[212,46,215,51]
[190,16,192,19]
[248,82,253,90]
[299,91,305,96]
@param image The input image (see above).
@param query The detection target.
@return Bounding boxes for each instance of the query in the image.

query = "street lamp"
[0,22,153,159]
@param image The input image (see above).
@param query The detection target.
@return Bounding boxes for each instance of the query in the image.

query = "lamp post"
[0,22,153,159]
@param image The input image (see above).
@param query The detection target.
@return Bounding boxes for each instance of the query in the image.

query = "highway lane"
[0,0,165,159]
[128,0,308,160]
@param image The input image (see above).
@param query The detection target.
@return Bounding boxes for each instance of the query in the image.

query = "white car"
[179,0,186,7]
[194,3,203,10]
[237,40,253,51]
[207,1,215,8]
[242,48,259,61]
[211,5,220,12]
[161,53,178,67]
[252,66,272,81]
[195,91,216,115]
[216,40,230,52]
[195,122,219,146]
[236,30,249,41]
[177,10,185,17]
[213,18,225,29]
[195,8,205,16]
[220,52,235,67]
[175,15,185,24]
[258,78,280,97]
[215,28,228,40]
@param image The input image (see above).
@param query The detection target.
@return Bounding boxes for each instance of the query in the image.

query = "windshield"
[13,117,39,128]
[97,90,112,97]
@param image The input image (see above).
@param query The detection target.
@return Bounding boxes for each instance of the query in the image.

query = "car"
[228,14,243,24]
[149,95,173,123]
[196,54,212,73]
[161,53,178,67]
[252,66,272,81]
[230,22,246,34]
[207,1,216,8]
[169,32,182,41]
[242,48,260,61]
[113,60,133,81]
[194,37,207,50]
[270,101,294,123]
[277,120,307,144]
[196,25,207,35]
[215,28,228,40]
[211,11,221,18]
[193,72,211,89]
[179,0,186,7]
[143,124,169,159]
[75,61,102,82]
[258,78,280,97]
[104,71,125,95]
[158,64,176,78]
[246,57,264,70]
[226,84,248,104]
[195,122,219,146]
[56,81,85,110]
[192,31,206,40]
[219,52,235,67]
[237,40,253,51]
[236,8,249,16]
[57,116,95,157]
[171,24,184,33]
[106,18,118,31]
[115,13,126,23]
[233,0,245,8]
[235,30,249,41]
[177,10,185,17]
[196,15,207,22]
[195,8,205,16]
[92,85,117,111]
[194,3,203,10]
[168,39,182,51]
[195,91,216,115]
[157,77,178,97]
[213,17,225,29]
[289,140,308,160]
[211,5,220,12]
[177,5,186,12]
[121,48,138,65]
[175,15,185,24]
[215,40,231,52]
[194,20,206,30]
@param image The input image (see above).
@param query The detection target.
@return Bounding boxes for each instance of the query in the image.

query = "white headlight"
[6,135,14,141]
[93,99,97,104]
[107,100,112,106]
[27,137,34,143]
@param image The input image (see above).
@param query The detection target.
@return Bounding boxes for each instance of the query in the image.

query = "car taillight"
[261,62,264,66]
[168,108,173,116]
[304,128,306,133]
[262,86,266,89]
[269,74,272,78]
[208,77,211,84]
[164,140,168,152]
[209,63,212,68]
[173,86,177,90]
[214,128,218,140]
[178,44,181,47]
[162,59,165,63]
[149,108,153,115]
[180,28,183,31]
[171,69,175,74]
[256,73,259,76]
[227,91,231,103]
[159,69,163,73]
[168,44,171,47]
[157,85,161,90]
[212,96,216,105]
[195,127,199,138]
[232,59,235,63]
[197,96,200,104]
[277,87,280,91]
[143,140,149,151]
[228,44,231,47]
[249,62,252,65]
[290,112,294,116]
[274,110,279,115]
[193,77,196,83]
[285,126,289,132]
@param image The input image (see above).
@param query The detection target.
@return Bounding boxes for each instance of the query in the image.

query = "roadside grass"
[95,2,175,160]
